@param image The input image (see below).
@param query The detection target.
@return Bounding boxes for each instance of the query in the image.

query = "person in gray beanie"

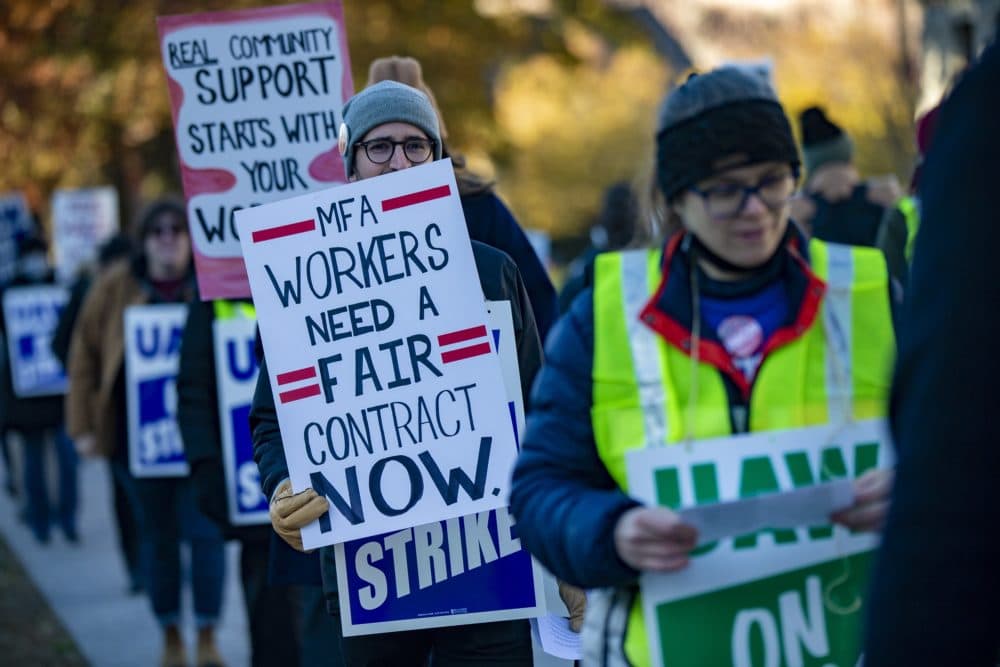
[338,79,443,180]
[253,77,542,666]
[510,65,897,666]
[338,76,560,339]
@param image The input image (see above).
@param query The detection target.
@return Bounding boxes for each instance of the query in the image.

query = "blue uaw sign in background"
[213,314,267,525]
[125,304,190,477]
[334,301,546,635]
[2,285,69,397]
[0,192,32,285]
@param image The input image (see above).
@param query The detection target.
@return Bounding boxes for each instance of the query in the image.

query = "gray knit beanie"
[338,80,443,177]
[655,66,799,201]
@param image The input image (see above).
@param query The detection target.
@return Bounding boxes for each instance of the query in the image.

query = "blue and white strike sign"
[125,304,189,478]
[213,313,267,525]
[2,285,69,397]
[237,160,521,548]
[0,192,32,285]
[334,300,546,635]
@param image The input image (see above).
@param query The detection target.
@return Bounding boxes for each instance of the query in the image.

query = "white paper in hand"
[679,479,854,545]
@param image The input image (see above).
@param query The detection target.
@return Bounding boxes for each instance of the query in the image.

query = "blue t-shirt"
[700,281,788,382]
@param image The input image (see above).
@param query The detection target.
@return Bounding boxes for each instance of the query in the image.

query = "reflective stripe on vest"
[590,238,895,667]
[213,300,256,321]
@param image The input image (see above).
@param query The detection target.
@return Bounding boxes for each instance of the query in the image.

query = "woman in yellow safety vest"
[509,66,897,666]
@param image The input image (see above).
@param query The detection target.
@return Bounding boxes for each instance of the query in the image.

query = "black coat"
[176,293,270,544]
[0,271,65,432]
[461,191,558,341]
[809,183,909,285]
[249,240,543,599]
[50,273,91,369]
[864,40,1000,665]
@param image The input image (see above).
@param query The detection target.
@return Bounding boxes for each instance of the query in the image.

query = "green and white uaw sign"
[237,159,520,549]
[625,419,893,667]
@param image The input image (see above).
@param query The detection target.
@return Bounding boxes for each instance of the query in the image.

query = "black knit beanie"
[799,106,853,176]
[656,67,800,202]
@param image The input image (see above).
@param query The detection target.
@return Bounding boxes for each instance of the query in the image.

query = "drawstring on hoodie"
[684,254,702,450]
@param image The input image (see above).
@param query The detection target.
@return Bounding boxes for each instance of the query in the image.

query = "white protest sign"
[333,300,546,635]
[51,187,118,283]
[238,159,520,548]
[2,285,69,397]
[125,304,190,478]
[158,1,353,299]
[213,313,267,525]
[625,420,893,667]
[0,192,33,285]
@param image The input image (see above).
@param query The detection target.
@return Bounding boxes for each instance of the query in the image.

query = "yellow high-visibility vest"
[589,238,895,666]
[897,196,920,261]
[213,300,256,321]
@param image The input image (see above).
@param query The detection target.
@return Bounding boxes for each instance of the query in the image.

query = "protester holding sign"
[0,234,77,544]
[177,293,324,667]
[366,55,558,341]
[510,67,897,667]
[249,80,542,666]
[66,198,227,667]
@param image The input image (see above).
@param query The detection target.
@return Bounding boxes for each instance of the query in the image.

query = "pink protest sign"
[158,1,353,299]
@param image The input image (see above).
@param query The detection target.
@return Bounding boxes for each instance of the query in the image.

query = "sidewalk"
[0,456,249,667]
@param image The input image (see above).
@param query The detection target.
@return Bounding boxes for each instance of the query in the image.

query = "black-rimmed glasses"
[689,172,795,219]
[356,138,435,165]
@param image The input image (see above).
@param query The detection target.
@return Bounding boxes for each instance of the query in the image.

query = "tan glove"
[269,480,329,552]
[558,580,587,632]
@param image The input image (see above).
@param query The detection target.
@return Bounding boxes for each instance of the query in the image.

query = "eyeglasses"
[148,223,187,239]
[355,138,435,165]
[689,172,795,219]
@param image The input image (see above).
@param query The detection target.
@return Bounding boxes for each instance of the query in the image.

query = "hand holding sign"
[831,467,894,532]
[613,506,698,573]
[270,479,329,552]
[557,581,587,632]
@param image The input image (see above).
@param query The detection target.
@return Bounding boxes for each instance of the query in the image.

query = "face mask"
[19,253,49,280]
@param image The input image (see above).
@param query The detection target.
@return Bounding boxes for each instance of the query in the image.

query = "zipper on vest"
[731,404,749,433]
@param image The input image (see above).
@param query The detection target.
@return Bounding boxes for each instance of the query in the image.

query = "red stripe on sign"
[251,219,316,243]
[441,342,492,364]
[279,385,321,404]
[438,325,488,346]
[382,185,451,212]
[276,367,317,385]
